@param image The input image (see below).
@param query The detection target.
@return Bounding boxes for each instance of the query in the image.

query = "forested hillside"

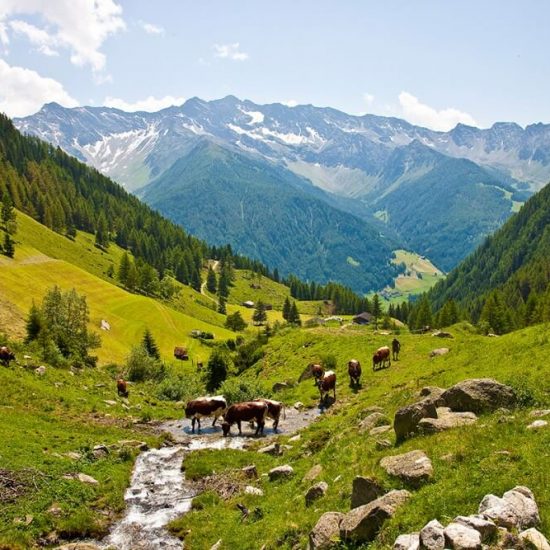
[429,180,550,332]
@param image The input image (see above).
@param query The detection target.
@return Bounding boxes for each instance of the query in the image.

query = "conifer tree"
[1,192,16,233]
[225,310,246,331]
[289,301,301,325]
[206,266,217,293]
[25,301,43,343]
[371,294,382,329]
[94,212,109,249]
[118,252,131,286]
[282,297,291,321]
[218,294,227,314]
[252,300,267,325]
[204,347,230,392]
[2,232,14,258]
[141,328,161,360]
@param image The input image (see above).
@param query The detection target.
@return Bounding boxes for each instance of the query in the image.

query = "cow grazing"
[318,370,336,404]
[310,363,324,385]
[253,398,285,432]
[372,346,391,371]
[0,346,15,367]
[348,359,361,387]
[185,396,228,433]
[222,401,268,437]
[392,338,401,361]
[116,378,128,397]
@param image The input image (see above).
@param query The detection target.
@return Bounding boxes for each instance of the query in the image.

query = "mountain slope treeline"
[429,180,550,331]
[0,114,371,314]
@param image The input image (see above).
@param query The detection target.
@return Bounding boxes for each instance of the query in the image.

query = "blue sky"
[0,0,548,130]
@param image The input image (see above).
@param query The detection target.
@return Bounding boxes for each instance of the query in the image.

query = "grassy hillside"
[171,322,550,549]
[0,212,235,365]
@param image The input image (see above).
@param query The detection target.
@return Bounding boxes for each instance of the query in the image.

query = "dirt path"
[200,260,220,306]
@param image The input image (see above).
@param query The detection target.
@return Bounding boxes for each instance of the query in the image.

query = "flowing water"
[100,407,320,549]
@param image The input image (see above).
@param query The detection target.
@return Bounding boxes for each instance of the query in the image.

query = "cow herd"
[183,338,401,436]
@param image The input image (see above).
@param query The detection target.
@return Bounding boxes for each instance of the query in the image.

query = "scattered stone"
[454,515,497,541]
[306,482,328,506]
[376,439,392,450]
[63,452,82,461]
[241,465,258,479]
[210,540,222,550]
[35,366,46,376]
[340,490,411,543]
[48,504,63,517]
[441,379,516,414]
[304,464,323,482]
[444,522,482,549]
[432,330,453,338]
[92,445,109,459]
[393,533,420,550]
[519,528,550,550]
[308,511,345,550]
[258,443,282,456]
[359,412,391,433]
[54,544,102,550]
[333,475,342,483]
[268,465,294,481]
[479,486,540,529]
[289,434,301,442]
[527,420,548,430]
[530,409,550,418]
[294,401,304,410]
[351,476,385,509]
[244,485,264,496]
[362,405,385,414]
[369,425,392,436]
[419,407,478,434]
[419,519,445,550]
[380,450,433,487]
[103,400,117,406]
[77,473,99,485]
[429,348,450,358]
[394,400,437,442]
[116,440,148,451]
[272,382,290,392]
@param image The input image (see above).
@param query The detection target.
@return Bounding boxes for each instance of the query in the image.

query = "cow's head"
[221,421,231,437]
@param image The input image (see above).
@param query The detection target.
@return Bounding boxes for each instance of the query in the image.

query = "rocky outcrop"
[394,400,437,442]
[479,486,540,529]
[418,386,446,407]
[454,515,497,541]
[380,450,433,487]
[443,522,482,549]
[350,476,384,509]
[441,378,516,413]
[358,412,391,433]
[419,519,445,549]
[418,407,477,434]
[340,490,411,543]
[394,532,420,549]
[308,511,345,549]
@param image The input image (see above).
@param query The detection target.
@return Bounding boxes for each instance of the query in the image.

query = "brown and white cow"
[372,346,391,371]
[116,378,129,397]
[253,398,285,432]
[310,363,324,385]
[222,401,268,437]
[348,359,361,387]
[317,370,336,404]
[185,396,228,433]
[0,346,15,367]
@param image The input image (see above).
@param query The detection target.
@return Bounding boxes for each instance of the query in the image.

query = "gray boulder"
[268,464,294,481]
[419,519,445,550]
[419,407,478,434]
[376,439,392,450]
[308,511,345,549]
[441,378,516,413]
[394,400,437,442]
[350,476,385,509]
[304,464,323,482]
[454,515,497,541]
[394,533,420,550]
[258,443,282,455]
[359,412,391,433]
[305,481,328,506]
[419,386,446,407]
[519,528,550,550]
[444,522,482,549]
[370,425,392,436]
[340,489,411,543]
[380,450,433,487]
[429,348,449,358]
[479,486,540,529]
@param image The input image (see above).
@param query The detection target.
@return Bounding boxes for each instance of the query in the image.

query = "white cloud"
[0,0,126,71]
[281,99,298,107]
[139,21,164,35]
[10,19,58,56]
[213,42,248,61]
[104,95,185,112]
[363,93,375,106]
[0,59,78,117]
[398,91,477,131]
